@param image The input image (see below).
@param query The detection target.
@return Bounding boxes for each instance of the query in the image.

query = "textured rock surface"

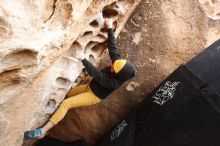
[0,0,140,146]
[198,0,220,20]
[48,0,220,145]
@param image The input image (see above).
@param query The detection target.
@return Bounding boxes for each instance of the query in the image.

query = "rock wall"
[0,0,140,146]
[198,0,220,20]
[47,0,220,145]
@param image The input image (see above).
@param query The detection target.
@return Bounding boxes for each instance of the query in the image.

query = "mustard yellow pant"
[50,84,101,125]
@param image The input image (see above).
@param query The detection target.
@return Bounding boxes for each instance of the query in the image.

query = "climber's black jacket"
[82,29,136,99]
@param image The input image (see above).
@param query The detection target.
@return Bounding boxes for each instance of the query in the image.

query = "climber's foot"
[24,128,45,140]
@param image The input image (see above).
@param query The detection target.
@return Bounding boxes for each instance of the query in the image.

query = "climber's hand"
[105,19,113,29]
[75,51,85,61]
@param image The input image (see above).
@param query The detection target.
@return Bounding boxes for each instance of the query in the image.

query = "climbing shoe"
[24,128,43,139]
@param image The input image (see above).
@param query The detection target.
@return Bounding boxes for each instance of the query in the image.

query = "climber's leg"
[50,90,101,125]
[66,84,88,98]
[24,88,101,139]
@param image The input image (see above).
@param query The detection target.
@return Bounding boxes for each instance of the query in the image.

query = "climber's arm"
[105,19,122,63]
[107,28,122,63]
[82,59,100,78]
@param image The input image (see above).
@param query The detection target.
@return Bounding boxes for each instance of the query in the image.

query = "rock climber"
[24,18,136,139]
